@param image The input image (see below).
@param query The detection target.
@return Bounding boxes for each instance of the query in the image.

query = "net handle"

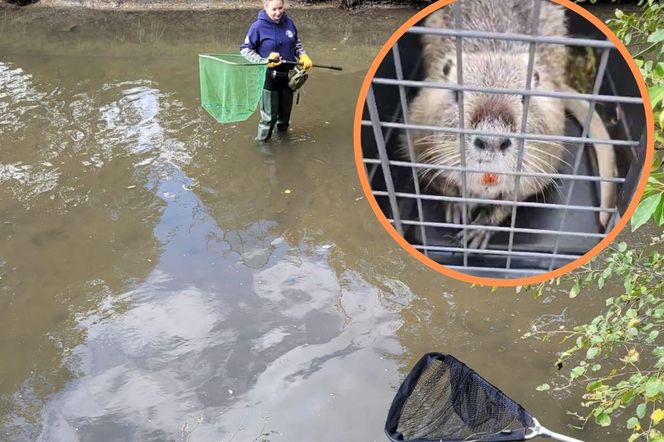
[527,418,585,442]
[199,54,342,70]
[268,58,343,71]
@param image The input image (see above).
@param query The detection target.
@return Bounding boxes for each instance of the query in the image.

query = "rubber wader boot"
[256,89,280,141]
[276,88,294,132]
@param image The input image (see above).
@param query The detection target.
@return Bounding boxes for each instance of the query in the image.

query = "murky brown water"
[0,5,644,441]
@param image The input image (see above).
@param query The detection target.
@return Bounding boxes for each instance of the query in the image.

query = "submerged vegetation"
[531,1,664,440]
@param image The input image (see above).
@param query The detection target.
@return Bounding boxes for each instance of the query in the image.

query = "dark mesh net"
[385,353,535,442]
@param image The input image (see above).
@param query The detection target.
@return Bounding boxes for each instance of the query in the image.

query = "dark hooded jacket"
[240,10,306,73]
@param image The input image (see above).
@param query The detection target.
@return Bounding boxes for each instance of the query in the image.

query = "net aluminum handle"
[526,418,585,442]
[267,58,343,70]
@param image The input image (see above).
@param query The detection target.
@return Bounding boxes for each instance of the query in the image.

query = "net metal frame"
[361,0,644,277]
[386,353,583,442]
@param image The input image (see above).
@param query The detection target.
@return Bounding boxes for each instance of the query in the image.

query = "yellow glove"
[267,52,282,68]
[298,54,313,71]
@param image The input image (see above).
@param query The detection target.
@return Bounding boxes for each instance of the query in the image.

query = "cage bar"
[393,42,429,256]
[453,0,470,266]
[505,0,543,269]
[366,86,404,236]
[548,47,612,270]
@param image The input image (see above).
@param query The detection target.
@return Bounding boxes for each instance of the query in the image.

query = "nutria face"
[413,52,566,198]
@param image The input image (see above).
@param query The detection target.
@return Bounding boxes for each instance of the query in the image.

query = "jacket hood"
[258,9,287,24]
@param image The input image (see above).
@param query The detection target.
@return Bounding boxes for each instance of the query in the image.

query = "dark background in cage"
[361,5,646,278]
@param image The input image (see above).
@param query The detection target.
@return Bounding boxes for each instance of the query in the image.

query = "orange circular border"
[353,0,654,287]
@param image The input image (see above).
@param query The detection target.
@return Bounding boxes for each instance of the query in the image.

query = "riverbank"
[4,0,324,9]
[2,0,428,10]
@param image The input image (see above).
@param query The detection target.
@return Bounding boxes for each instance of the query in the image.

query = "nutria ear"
[519,53,541,88]
[442,59,453,77]
[532,70,540,88]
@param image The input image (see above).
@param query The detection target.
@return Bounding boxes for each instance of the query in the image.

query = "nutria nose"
[473,137,511,151]
[473,138,487,150]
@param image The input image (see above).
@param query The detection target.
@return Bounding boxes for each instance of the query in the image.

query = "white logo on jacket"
[286,30,294,39]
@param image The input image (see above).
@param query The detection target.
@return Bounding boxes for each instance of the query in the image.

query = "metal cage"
[360,0,646,279]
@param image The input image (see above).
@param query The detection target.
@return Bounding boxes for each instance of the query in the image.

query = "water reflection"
[32,176,407,440]
[0,60,164,441]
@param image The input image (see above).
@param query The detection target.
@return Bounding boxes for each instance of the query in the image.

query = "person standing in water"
[240,0,313,142]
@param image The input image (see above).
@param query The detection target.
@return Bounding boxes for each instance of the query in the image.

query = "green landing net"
[198,54,267,124]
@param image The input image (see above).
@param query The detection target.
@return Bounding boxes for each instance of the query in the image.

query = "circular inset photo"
[354,0,653,285]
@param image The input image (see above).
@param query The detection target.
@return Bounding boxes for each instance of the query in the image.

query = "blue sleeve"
[290,19,306,57]
[240,22,265,63]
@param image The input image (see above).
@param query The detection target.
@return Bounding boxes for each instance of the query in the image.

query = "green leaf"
[622,389,637,406]
[656,62,664,78]
[656,357,664,369]
[586,347,599,360]
[571,366,586,380]
[650,86,664,108]
[596,412,612,427]
[649,330,660,342]
[647,29,664,44]
[627,416,640,429]
[655,197,664,226]
[601,267,612,280]
[618,242,628,252]
[637,403,647,419]
[631,193,663,231]
[587,380,603,392]
[645,379,662,399]
[536,383,550,391]
[569,282,581,299]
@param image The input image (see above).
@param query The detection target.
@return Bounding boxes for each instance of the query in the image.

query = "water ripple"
[0,63,49,136]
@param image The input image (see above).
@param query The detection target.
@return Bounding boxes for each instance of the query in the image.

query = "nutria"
[407,0,617,249]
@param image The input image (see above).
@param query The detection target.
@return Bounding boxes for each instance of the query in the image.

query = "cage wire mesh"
[360,0,646,279]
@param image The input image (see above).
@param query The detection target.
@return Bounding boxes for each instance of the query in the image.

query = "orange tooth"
[482,173,500,186]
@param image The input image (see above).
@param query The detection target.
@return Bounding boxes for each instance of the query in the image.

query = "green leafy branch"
[525,237,664,441]
[608,0,664,232]
[607,0,664,231]
[522,2,664,441]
